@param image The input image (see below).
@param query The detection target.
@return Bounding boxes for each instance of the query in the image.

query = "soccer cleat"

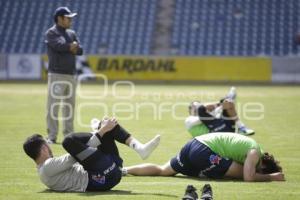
[139,135,160,160]
[225,86,237,101]
[182,185,198,200]
[238,126,255,136]
[200,184,213,200]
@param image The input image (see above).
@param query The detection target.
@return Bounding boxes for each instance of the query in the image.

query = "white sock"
[226,87,236,101]
[121,168,128,176]
[236,120,245,128]
[129,138,144,151]
[129,135,160,160]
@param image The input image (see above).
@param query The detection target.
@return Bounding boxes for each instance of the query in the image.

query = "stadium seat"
[0,0,299,56]
[0,0,157,55]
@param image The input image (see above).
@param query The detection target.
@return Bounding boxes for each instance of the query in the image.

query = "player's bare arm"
[243,149,285,182]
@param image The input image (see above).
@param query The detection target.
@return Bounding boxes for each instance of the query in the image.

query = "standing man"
[45,7,83,144]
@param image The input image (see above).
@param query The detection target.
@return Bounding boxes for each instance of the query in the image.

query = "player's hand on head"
[271,172,285,181]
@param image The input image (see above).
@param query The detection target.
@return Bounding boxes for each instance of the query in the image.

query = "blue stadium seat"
[171,0,300,56]
[0,0,157,55]
[0,0,299,56]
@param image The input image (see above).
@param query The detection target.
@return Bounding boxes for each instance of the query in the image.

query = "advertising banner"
[8,54,41,79]
[87,56,271,81]
[272,57,300,83]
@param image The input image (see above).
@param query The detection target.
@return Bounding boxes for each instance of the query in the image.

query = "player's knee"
[156,166,166,176]
[62,134,74,150]
[223,100,234,109]
[159,163,176,176]
[198,105,207,116]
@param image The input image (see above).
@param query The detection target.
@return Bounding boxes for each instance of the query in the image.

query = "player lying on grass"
[123,132,285,182]
[23,117,160,192]
[185,87,254,137]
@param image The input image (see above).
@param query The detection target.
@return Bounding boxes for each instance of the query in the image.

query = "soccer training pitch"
[0,83,299,200]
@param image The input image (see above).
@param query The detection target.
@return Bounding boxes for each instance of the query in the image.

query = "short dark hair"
[54,15,59,23]
[23,134,46,160]
[261,152,282,174]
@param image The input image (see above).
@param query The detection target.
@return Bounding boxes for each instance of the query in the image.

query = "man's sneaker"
[200,184,213,200]
[238,126,255,136]
[182,185,198,200]
[225,86,237,101]
[46,138,56,144]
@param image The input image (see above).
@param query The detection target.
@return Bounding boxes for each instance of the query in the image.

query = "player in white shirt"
[23,117,160,192]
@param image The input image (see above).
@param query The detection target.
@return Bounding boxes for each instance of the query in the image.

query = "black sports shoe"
[200,184,213,200]
[182,185,198,200]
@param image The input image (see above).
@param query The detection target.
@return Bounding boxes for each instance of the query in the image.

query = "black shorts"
[198,105,235,132]
[86,153,123,191]
[170,139,232,179]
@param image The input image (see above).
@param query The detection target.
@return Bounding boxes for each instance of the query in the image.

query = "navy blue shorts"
[170,139,232,179]
[86,154,123,191]
[86,166,122,191]
[198,105,235,132]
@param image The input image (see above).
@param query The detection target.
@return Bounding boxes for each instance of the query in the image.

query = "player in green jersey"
[123,132,284,182]
[185,87,254,137]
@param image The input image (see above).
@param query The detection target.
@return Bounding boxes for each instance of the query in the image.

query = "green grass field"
[0,83,299,200]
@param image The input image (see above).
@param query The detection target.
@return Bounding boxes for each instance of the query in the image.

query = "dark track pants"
[62,125,131,191]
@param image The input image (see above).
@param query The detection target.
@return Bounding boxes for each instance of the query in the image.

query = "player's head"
[23,134,53,161]
[53,7,77,28]
[260,152,282,174]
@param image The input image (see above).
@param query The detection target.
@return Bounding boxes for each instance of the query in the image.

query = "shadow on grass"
[38,176,240,198]
[80,190,178,198]
[171,175,242,182]
[39,189,178,198]
[124,174,242,183]
[39,189,78,194]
